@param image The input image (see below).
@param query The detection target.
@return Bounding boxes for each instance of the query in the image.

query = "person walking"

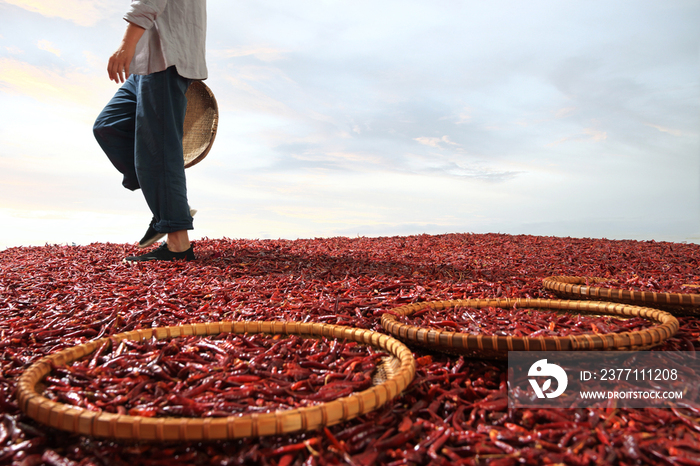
[93,0,207,262]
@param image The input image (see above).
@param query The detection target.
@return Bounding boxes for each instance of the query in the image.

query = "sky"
[1,0,698,249]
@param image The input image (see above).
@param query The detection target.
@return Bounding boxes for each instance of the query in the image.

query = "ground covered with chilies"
[2,233,700,466]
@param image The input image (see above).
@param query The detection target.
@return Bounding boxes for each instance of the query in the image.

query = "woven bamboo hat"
[183,81,218,168]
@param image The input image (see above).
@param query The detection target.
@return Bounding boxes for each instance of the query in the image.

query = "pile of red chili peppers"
[2,233,700,465]
[397,306,654,337]
[43,334,385,418]
[584,276,700,295]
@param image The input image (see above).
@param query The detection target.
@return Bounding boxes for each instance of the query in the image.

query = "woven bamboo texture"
[543,276,700,315]
[183,81,218,169]
[381,298,678,359]
[17,321,415,442]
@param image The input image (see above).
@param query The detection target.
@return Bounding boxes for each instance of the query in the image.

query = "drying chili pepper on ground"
[2,233,700,465]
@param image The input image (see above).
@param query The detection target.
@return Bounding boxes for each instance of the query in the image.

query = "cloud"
[428,162,521,182]
[2,0,113,27]
[213,46,287,62]
[4,45,23,55]
[221,74,298,118]
[645,123,683,137]
[583,127,607,142]
[267,204,382,224]
[82,51,103,70]
[454,113,473,125]
[546,126,608,147]
[555,107,576,118]
[414,135,460,148]
[0,57,111,105]
[37,39,60,57]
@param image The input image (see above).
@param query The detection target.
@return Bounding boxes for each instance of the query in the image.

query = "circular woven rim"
[543,276,700,315]
[183,80,218,169]
[17,321,415,442]
[381,298,679,358]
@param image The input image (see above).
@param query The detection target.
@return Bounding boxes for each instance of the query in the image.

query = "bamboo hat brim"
[183,81,218,168]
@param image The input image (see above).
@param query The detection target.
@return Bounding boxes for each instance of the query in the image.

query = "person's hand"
[108,23,145,84]
[108,46,135,83]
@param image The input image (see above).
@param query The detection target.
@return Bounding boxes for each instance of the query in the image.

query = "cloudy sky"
[1,0,698,249]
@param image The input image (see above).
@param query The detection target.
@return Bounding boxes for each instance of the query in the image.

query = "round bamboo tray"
[543,276,700,315]
[17,321,415,442]
[381,298,679,359]
[183,80,218,169]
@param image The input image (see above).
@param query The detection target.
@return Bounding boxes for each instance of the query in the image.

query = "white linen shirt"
[125,0,208,80]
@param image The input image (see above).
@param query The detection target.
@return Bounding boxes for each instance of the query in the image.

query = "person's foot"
[124,242,196,263]
[138,209,197,248]
[138,219,163,248]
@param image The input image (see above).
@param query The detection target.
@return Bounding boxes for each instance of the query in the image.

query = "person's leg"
[166,230,191,253]
[93,77,141,191]
[134,67,193,253]
[138,208,197,249]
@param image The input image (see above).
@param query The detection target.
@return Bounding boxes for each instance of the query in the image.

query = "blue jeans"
[93,66,193,233]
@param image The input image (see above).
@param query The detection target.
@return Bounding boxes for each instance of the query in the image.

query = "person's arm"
[107,22,146,84]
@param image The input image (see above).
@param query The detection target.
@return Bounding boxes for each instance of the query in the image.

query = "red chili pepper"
[374,424,422,449]
[401,305,653,337]
[5,235,700,464]
[269,438,320,456]
[42,449,80,466]
[323,427,346,453]
[428,427,452,459]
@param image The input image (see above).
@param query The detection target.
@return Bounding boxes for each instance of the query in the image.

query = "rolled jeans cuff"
[154,218,194,233]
